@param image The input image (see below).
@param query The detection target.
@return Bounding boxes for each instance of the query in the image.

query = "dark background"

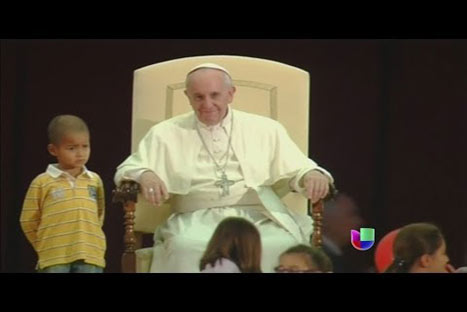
[2,39,466,273]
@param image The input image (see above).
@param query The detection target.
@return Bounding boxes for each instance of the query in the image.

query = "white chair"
[113,55,326,273]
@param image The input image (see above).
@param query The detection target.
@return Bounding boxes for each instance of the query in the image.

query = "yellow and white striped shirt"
[20,164,106,270]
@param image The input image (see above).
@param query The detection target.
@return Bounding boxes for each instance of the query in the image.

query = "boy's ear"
[48,144,57,156]
[419,254,432,268]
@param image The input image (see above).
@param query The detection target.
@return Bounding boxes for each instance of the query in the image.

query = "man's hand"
[140,171,169,207]
[302,170,330,204]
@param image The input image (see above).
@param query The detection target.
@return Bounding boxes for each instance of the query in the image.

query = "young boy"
[20,115,106,273]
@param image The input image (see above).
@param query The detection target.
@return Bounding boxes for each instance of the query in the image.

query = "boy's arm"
[97,176,105,226]
[20,180,42,251]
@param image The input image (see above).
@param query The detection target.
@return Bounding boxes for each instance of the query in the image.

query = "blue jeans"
[38,260,104,273]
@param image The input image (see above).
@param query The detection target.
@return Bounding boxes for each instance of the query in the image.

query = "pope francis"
[114,63,335,272]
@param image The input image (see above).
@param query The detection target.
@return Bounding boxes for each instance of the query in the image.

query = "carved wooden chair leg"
[311,200,324,248]
[122,201,137,273]
[113,180,140,273]
[311,187,338,248]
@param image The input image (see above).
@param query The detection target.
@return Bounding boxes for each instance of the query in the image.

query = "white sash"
[171,185,309,243]
[254,185,311,243]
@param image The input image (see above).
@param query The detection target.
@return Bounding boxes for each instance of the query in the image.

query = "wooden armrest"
[112,180,140,273]
[311,186,339,248]
[112,180,140,204]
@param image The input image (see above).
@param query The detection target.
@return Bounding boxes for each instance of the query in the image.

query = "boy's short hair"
[282,244,333,272]
[48,115,89,145]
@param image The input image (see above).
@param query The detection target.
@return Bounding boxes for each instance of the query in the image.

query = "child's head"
[276,244,333,273]
[385,223,449,273]
[47,115,90,172]
[199,217,262,273]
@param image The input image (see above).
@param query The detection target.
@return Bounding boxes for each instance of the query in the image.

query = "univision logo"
[351,228,375,251]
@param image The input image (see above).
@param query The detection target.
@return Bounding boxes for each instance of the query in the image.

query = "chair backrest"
[131,55,311,233]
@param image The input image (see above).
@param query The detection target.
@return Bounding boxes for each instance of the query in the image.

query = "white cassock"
[114,107,334,272]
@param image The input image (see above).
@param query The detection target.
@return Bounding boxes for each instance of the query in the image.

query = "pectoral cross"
[215,172,235,197]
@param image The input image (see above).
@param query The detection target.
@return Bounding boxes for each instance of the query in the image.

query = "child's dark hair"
[385,223,444,273]
[48,115,89,145]
[199,217,262,273]
[281,244,333,272]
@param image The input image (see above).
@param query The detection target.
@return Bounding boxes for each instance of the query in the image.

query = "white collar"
[46,164,93,179]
